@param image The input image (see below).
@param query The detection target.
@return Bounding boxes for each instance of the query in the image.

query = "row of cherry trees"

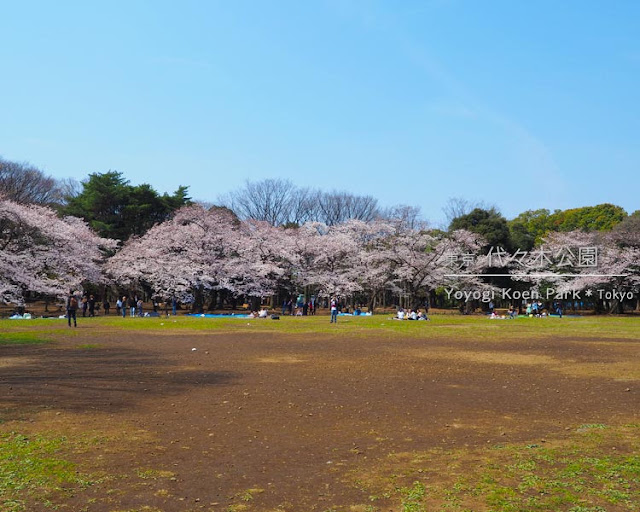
[106,204,487,310]
[2,197,638,311]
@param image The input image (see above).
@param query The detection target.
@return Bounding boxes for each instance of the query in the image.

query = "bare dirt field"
[1,316,639,511]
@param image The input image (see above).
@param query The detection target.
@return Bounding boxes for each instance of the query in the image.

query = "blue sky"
[1,0,639,225]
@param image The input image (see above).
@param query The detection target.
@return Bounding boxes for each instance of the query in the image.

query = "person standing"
[330,297,338,323]
[121,296,128,318]
[88,295,96,317]
[81,295,88,317]
[66,292,78,327]
[128,296,136,317]
[103,298,111,315]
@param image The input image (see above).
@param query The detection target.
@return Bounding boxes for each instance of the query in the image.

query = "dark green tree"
[554,203,627,232]
[508,204,627,250]
[449,208,512,252]
[508,209,556,251]
[61,171,191,241]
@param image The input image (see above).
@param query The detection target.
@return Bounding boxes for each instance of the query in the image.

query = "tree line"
[2,155,637,245]
[1,156,638,313]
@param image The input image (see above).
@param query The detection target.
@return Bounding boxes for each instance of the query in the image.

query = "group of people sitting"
[490,305,518,319]
[247,309,270,319]
[489,302,556,319]
[395,308,429,321]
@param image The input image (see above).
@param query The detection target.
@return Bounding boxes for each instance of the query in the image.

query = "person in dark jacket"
[66,292,78,327]
[128,296,137,317]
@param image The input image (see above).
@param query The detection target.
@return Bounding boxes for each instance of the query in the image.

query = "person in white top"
[330,297,338,323]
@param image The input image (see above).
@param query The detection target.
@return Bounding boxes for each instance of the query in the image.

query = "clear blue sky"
[2,0,639,224]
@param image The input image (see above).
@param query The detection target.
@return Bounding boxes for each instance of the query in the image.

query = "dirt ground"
[1,322,639,511]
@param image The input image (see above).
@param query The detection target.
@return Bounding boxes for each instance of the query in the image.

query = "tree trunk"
[367,292,375,314]
[193,286,205,314]
[216,290,226,310]
[208,290,218,311]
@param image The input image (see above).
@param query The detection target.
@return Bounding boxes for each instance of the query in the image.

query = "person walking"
[330,297,338,323]
[66,292,78,327]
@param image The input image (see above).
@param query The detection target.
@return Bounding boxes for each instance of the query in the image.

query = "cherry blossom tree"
[105,204,237,304]
[332,219,396,310]
[383,226,487,310]
[0,196,116,304]
[224,219,296,308]
[282,221,487,310]
[539,231,640,312]
[298,221,363,297]
[494,230,640,313]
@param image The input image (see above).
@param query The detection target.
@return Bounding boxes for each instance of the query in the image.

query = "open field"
[1,315,639,512]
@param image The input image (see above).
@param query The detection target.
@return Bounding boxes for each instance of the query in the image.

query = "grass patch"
[76,343,100,349]
[110,507,163,512]
[349,424,640,511]
[0,432,93,511]
[134,467,175,480]
[1,314,639,342]
[0,332,50,345]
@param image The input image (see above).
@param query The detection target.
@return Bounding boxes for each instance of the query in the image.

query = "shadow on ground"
[0,343,238,421]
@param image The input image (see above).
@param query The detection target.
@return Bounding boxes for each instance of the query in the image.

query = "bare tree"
[220,180,382,227]
[222,179,298,226]
[379,204,426,231]
[442,196,492,227]
[286,186,319,226]
[0,157,70,206]
[316,191,380,226]
[56,177,81,205]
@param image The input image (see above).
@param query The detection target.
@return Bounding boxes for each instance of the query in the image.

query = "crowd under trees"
[1,156,639,313]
